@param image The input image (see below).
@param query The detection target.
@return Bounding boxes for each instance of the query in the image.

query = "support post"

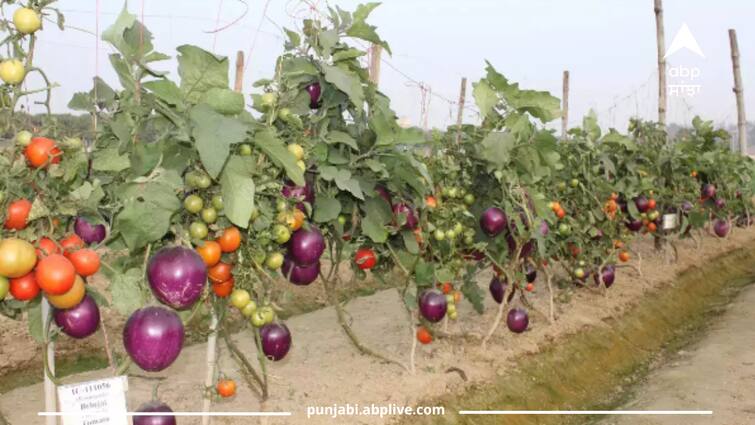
[729,29,748,155]
[455,77,467,144]
[368,44,382,85]
[562,70,570,139]
[42,299,56,425]
[654,0,667,127]
[234,51,245,93]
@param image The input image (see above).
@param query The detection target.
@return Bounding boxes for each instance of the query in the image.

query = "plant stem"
[221,329,264,399]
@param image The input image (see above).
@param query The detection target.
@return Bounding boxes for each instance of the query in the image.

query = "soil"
[597,285,755,425]
[1,227,754,425]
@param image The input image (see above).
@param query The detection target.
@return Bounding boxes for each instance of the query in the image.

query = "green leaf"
[361,197,391,243]
[252,128,305,186]
[345,3,392,54]
[201,87,245,115]
[332,48,366,62]
[28,197,50,222]
[92,147,131,172]
[220,156,256,228]
[27,298,43,343]
[106,268,146,316]
[143,79,184,107]
[190,103,249,179]
[461,276,485,314]
[414,260,434,287]
[318,29,339,57]
[116,182,180,251]
[479,131,516,166]
[473,80,498,118]
[325,130,359,150]
[402,230,419,254]
[320,166,364,199]
[313,196,342,223]
[322,63,364,111]
[283,27,301,48]
[177,45,229,103]
[101,5,137,56]
[583,109,602,141]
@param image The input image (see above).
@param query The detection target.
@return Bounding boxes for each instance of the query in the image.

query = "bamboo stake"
[455,77,467,145]
[201,308,218,425]
[729,29,748,156]
[561,70,570,140]
[654,0,667,127]
[234,51,245,92]
[368,44,382,85]
[42,299,56,425]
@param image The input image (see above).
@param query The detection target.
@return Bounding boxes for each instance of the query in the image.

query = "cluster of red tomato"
[195,226,241,298]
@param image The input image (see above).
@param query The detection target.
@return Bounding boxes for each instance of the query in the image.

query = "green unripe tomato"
[448,187,459,198]
[195,173,212,189]
[189,221,209,239]
[463,194,475,205]
[0,276,9,300]
[574,268,586,279]
[453,222,464,234]
[296,160,306,172]
[445,294,455,305]
[201,207,218,224]
[287,143,304,160]
[558,181,567,190]
[260,92,277,108]
[211,195,224,211]
[493,170,504,180]
[463,234,474,245]
[230,289,251,309]
[184,195,204,214]
[441,187,450,197]
[251,249,267,265]
[337,215,347,226]
[433,229,446,241]
[251,310,267,327]
[570,179,579,188]
[239,144,253,156]
[241,300,258,317]
[15,130,32,146]
[278,107,292,121]
[272,224,291,244]
[447,303,457,315]
[259,306,275,324]
[448,310,458,320]
[276,200,288,212]
[265,252,284,270]
[445,229,457,240]
[558,223,571,236]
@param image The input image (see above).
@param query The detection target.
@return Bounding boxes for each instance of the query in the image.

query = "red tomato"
[216,379,236,398]
[60,234,85,257]
[35,254,76,295]
[68,249,100,277]
[217,227,242,253]
[4,199,32,230]
[208,262,233,284]
[647,198,657,210]
[212,278,234,298]
[24,137,61,168]
[196,240,222,267]
[10,272,40,301]
[441,282,453,294]
[354,248,377,270]
[416,326,433,344]
[36,237,60,257]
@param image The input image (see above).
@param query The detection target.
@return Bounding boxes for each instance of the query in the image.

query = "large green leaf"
[313,196,342,223]
[143,79,184,107]
[190,103,249,179]
[177,45,229,103]
[201,87,245,115]
[116,181,180,251]
[106,268,146,316]
[92,147,131,172]
[479,131,516,167]
[360,197,391,243]
[345,3,392,54]
[473,80,498,118]
[322,63,364,111]
[220,156,256,228]
[252,128,305,186]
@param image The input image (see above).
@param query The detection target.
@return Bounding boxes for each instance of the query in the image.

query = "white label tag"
[662,213,678,230]
[57,376,128,425]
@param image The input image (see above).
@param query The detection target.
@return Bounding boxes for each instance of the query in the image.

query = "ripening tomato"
[647,222,657,233]
[216,379,237,398]
[647,198,657,210]
[36,237,60,257]
[453,291,462,303]
[196,240,222,267]
[60,234,85,257]
[0,276,8,300]
[46,275,85,309]
[556,208,566,219]
[217,227,241,253]
[68,249,100,277]
[4,199,32,230]
[618,251,631,263]
[35,254,76,295]
[24,137,61,168]
[525,283,535,292]
[208,262,233,284]
[416,326,433,345]
[425,196,437,209]
[354,248,377,270]
[212,278,234,298]
[441,282,453,294]
[9,272,39,301]
[0,238,37,278]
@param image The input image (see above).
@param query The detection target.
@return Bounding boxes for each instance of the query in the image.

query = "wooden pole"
[368,44,382,85]
[562,70,570,139]
[42,299,56,425]
[729,29,748,155]
[454,77,467,144]
[234,51,245,92]
[654,0,667,127]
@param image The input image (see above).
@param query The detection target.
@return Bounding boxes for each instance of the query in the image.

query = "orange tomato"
[610,192,619,201]
[691,170,698,177]
[196,240,222,267]
[647,199,657,210]
[212,278,234,298]
[60,234,85,257]
[217,227,242,253]
[425,196,437,209]
[4,199,32,230]
[647,222,657,233]
[556,208,566,219]
[525,283,535,292]
[24,137,61,168]
[416,326,433,345]
[35,254,76,295]
[550,201,561,212]
[441,282,453,294]
[46,275,86,309]
[216,379,236,398]
[614,239,625,249]
[453,291,462,303]
[36,237,60,257]
[68,249,100,277]
[9,272,39,301]
[618,251,631,263]
[208,262,233,284]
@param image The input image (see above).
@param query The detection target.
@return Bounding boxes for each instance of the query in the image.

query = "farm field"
[0,1,754,425]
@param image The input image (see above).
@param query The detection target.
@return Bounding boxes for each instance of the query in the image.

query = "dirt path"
[598,284,755,425]
[1,228,754,425]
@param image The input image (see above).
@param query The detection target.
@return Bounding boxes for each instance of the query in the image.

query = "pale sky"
[22,0,755,132]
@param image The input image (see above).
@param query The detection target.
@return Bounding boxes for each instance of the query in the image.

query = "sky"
[20,0,755,132]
